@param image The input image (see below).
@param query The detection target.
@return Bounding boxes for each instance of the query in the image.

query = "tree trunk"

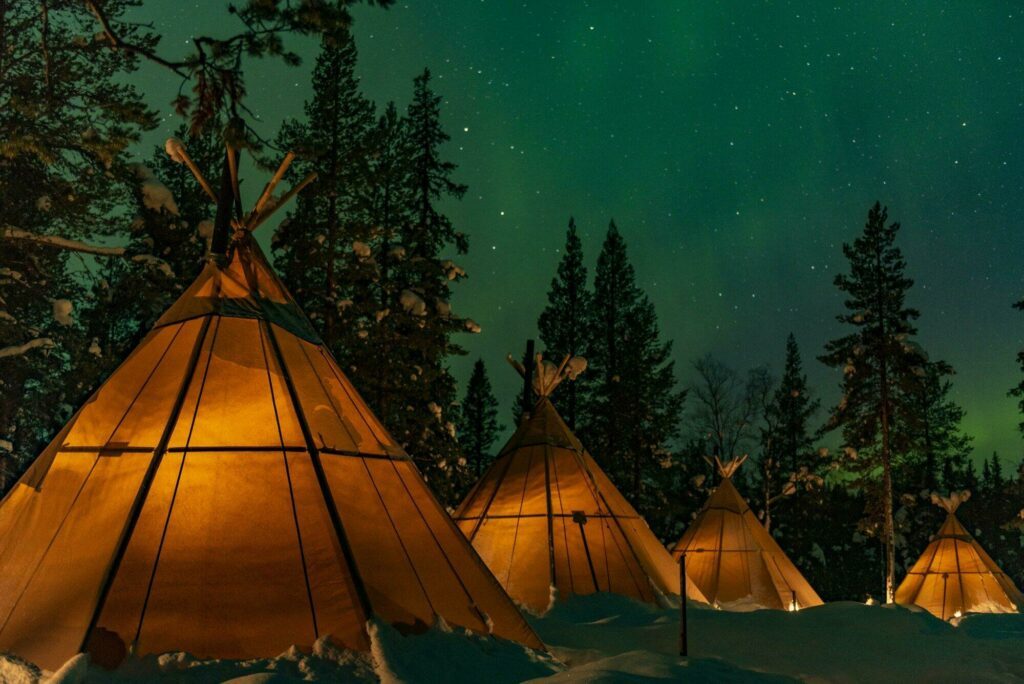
[876,245,896,604]
[881,415,895,603]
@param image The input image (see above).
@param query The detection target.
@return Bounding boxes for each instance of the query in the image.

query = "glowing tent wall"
[896,513,1024,620]
[455,397,706,613]
[671,476,822,611]
[0,240,541,671]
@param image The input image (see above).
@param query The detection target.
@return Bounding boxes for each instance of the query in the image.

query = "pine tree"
[898,361,972,491]
[889,360,974,573]
[987,453,1004,492]
[458,359,500,479]
[388,68,475,504]
[339,101,414,415]
[0,1,154,490]
[537,217,592,430]
[274,60,475,505]
[585,221,685,507]
[1010,299,1024,435]
[819,202,927,603]
[758,334,824,533]
[273,29,374,348]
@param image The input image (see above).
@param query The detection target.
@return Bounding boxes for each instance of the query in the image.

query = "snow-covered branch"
[3,227,174,276]
[3,226,126,257]
[0,338,55,359]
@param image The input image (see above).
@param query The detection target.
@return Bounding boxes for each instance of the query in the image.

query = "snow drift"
[4,595,1024,682]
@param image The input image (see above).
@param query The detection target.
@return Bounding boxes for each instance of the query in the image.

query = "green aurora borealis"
[133,2,1024,461]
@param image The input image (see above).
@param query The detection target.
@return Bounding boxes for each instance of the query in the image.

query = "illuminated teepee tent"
[0,143,542,671]
[896,491,1024,620]
[454,353,707,613]
[670,456,823,611]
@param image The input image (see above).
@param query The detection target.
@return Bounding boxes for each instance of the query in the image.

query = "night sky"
[133,2,1024,461]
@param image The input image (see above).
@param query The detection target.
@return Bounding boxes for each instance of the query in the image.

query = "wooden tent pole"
[249,151,295,223]
[521,339,535,419]
[227,145,241,207]
[249,172,317,232]
[225,145,244,225]
[168,139,217,202]
[209,152,235,259]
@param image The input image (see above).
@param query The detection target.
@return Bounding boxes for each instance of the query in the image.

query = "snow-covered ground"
[4,596,1024,683]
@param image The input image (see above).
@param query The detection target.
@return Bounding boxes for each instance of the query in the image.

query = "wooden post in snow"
[679,551,688,657]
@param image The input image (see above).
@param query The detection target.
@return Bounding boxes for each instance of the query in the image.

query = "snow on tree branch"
[3,227,174,275]
[0,338,55,359]
[3,226,126,257]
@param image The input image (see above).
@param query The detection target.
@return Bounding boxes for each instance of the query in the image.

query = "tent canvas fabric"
[0,236,542,671]
[895,512,1024,620]
[670,473,823,611]
[454,396,707,614]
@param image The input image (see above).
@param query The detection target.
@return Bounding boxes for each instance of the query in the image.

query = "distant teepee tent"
[896,491,1024,620]
[0,141,542,671]
[670,456,823,611]
[454,353,707,613]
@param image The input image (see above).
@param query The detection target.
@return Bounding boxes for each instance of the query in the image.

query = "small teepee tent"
[670,456,823,611]
[454,353,706,613]
[895,491,1024,620]
[0,143,542,671]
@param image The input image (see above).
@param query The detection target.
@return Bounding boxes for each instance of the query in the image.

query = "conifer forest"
[2,3,1024,682]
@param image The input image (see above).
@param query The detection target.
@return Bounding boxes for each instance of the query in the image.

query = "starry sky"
[133,2,1024,461]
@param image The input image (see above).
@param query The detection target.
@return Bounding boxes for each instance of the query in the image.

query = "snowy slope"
[531,594,1024,683]
[4,596,1024,682]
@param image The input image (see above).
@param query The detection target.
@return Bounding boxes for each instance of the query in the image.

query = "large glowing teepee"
[454,354,706,613]
[0,144,542,671]
[670,456,823,611]
[896,491,1024,620]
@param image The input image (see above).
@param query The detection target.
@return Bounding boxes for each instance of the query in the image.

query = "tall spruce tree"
[1010,299,1024,435]
[898,361,972,491]
[819,202,927,603]
[758,334,823,533]
[458,359,500,479]
[0,1,154,490]
[394,68,475,503]
[537,217,592,429]
[342,101,420,419]
[585,221,685,507]
[891,360,974,572]
[273,29,374,348]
